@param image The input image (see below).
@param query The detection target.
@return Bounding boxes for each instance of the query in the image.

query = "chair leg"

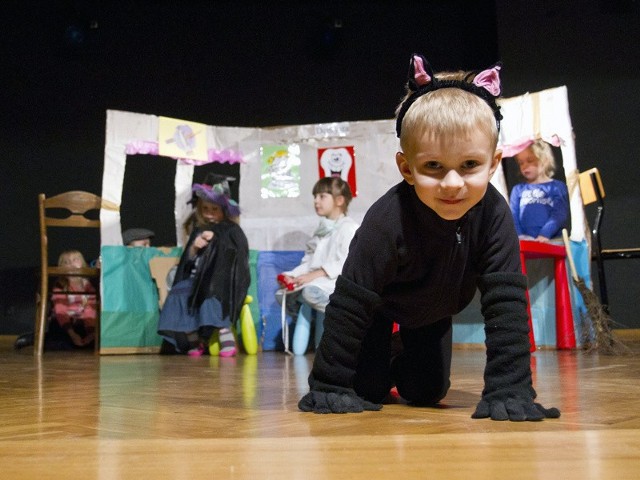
[520,253,536,352]
[593,254,610,314]
[591,203,610,313]
[554,258,576,349]
[34,294,46,356]
[94,312,100,355]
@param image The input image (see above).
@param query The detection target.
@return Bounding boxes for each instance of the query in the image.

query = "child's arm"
[51,290,87,346]
[283,232,320,279]
[189,230,214,258]
[291,268,326,287]
[509,185,524,236]
[298,275,384,413]
[473,192,560,421]
[297,196,396,413]
[472,271,560,421]
[537,182,570,240]
[52,296,72,327]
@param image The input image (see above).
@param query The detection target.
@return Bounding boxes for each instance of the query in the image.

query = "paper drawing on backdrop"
[261,144,301,198]
[318,146,357,197]
[158,116,208,162]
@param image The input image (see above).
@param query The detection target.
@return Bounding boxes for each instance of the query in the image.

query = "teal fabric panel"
[247,249,261,336]
[101,246,182,349]
[100,311,162,348]
[525,257,559,346]
[568,239,590,344]
[99,243,590,349]
[452,290,485,344]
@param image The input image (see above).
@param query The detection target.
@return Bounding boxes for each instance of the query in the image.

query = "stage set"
[3,86,639,479]
[98,85,591,354]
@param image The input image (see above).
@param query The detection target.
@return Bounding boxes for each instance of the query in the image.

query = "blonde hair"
[58,249,87,267]
[530,140,556,178]
[56,250,88,289]
[396,71,499,155]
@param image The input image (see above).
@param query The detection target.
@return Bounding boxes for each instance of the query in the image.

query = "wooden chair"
[579,168,640,312]
[35,191,102,356]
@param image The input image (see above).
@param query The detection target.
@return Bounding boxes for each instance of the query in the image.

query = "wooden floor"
[1,335,640,479]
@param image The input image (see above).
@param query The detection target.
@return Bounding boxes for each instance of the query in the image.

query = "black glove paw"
[298,391,382,414]
[299,391,331,414]
[534,402,561,419]
[472,398,560,422]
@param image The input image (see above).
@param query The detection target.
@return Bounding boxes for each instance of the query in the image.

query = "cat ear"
[472,64,502,96]
[408,54,432,90]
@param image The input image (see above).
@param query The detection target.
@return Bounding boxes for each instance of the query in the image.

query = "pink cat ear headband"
[395,53,503,137]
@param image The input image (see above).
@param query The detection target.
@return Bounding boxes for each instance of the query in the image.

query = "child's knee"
[398,378,450,406]
[391,355,451,405]
[301,286,329,311]
[354,375,392,404]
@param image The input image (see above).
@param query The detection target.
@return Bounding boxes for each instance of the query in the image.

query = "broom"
[562,229,630,355]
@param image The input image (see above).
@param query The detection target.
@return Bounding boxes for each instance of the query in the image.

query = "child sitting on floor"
[51,250,98,348]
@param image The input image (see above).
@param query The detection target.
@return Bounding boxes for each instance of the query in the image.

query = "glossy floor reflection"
[1,336,640,478]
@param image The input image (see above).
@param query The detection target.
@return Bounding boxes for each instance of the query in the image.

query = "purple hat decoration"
[191,174,241,217]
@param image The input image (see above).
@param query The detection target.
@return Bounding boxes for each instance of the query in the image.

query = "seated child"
[123,228,155,247]
[158,174,250,357]
[277,177,358,355]
[509,140,569,242]
[51,250,98,348]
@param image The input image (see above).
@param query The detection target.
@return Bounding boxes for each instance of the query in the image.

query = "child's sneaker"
[218,328,237,357]
[188,343,205,357]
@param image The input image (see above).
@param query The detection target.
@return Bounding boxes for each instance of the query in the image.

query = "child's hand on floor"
[298,390,382,414]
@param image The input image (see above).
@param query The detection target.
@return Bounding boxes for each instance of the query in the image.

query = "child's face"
[515,147,541,183]
[396,129,501,220]
[313,192,343,220]
[128,238,151,247]
[200,201,225,223]
[61,253,84,268]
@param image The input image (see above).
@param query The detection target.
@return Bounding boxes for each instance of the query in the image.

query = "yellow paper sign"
[158,116,208,161]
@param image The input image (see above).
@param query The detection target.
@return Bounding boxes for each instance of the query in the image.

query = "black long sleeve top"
[310,180,535,403]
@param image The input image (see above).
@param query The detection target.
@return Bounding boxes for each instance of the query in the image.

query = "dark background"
[1,0,638,334]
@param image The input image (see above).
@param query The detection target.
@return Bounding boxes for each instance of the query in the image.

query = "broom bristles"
[574,277,631,355]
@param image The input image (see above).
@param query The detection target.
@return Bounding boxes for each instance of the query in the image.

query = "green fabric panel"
[248,249,260,331]
[101,246,182,349]
[100,311,162,348]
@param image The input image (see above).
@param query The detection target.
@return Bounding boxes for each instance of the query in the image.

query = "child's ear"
[488,149,502,178]
[396,152,415,185]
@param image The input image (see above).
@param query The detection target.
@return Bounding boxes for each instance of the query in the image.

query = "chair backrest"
[578,167,606,206]
[39,191,102,276]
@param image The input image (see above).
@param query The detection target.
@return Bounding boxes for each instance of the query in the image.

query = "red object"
[519,240,576,351]
[277,274,295,291]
